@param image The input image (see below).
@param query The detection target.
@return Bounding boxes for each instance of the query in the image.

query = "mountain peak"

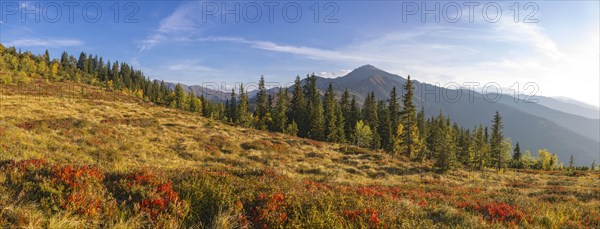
[356,64,380,71]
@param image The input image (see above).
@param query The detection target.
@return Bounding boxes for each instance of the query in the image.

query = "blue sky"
[1,1,599,106]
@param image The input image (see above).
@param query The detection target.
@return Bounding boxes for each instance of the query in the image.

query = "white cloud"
[138,2,598,106]
[5,38,83,47]
[319,69,352,78]
[167,59,216,72]
[139,2,209,51]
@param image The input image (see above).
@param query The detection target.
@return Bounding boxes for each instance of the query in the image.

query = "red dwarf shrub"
[0,159,116,218]
[107,170,188,225]
[456,201,527,224]
[343,208,381,228]
[247,192,289,228]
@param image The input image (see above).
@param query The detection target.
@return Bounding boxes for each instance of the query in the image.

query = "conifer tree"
[289,76,308,137]
[237,83,250,127]
[512,142,522,168]
[334,102,346,143]
[44,49,50,63]
[513,142,521,161]
[569,155,574,170]
[432,112,453,171]
[271,88,288,133]
[174,83,185,109]
[255,75,268,130]
[306,74,324,140]
[228,89,237,123]
[378,100,392,151]
[354,120,373,148]
[389,86,401,149]
[341,89,353,140]
[399,76,421,158]
[348,96,361,140]
[490,111,504,169]
[324,83,339,142]
[363,92,380,149]
[188,92,202,113]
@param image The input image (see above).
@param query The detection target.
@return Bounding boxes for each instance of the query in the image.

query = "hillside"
[309,65,599,165]
[0,80,412,181]
[171,65,599,165]
[0,80,599,228]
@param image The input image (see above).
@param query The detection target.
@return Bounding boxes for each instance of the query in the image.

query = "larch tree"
[354,120,373,148]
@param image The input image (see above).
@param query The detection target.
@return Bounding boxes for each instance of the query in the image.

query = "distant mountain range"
[168,65,600,165]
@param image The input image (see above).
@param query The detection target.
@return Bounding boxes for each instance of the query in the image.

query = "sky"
[1,1,599,106]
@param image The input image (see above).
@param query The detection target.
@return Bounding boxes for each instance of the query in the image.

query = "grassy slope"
[1,80,599,228]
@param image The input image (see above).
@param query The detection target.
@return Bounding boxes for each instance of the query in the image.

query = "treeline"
[1,44,595,172]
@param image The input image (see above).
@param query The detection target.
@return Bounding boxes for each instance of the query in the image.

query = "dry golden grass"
[1,80,598,228]
[0,80,426,184]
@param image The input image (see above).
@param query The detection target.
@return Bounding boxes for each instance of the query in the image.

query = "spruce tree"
[363,92,380,149]
[389,86,401,149]
[228,89,237,123]
[334,102,346,143]
[188,91,198,112]
[174,83,185,109]
[255,75,268,130]
[348,96,361,140]
[341,89,353,141]
[513,142,522,168]
[378,100,392,151]
[306,74,324,140]
[490,111,504,169]
[569,155,575,170]
[433,112,452,171]
[399,76,421,158]
[272,88,288,133]
[324,83,338,142]
[237,83,250,127]
[44,49,50,63]
[289,76,308,137]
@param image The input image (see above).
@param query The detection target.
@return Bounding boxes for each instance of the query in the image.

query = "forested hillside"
[1,44,586,171]
[0,44,599,228]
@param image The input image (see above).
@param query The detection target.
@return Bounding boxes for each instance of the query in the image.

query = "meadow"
[0,80,598,228]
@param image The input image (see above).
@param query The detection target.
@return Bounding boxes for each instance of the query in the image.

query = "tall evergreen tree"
[399,76,421,158]
[363,92,380,149]
[490,111,504,169]
[432,112,455,171]
[334,102,346,143]
[255,75,268,130]
[174,83,185,109]
[237,84,250,127]
[389,86,401,148]
[305,74,324,140]
[323,83,342,142]
[289,76,308,137]
[513,142,522,162]
[43,49,50,63]
[568,155,574,170]
[188,92,201,113]
[228,89,237,123]
[378,100,392,151]
[271,88,288,133]
[340,89,353,141]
